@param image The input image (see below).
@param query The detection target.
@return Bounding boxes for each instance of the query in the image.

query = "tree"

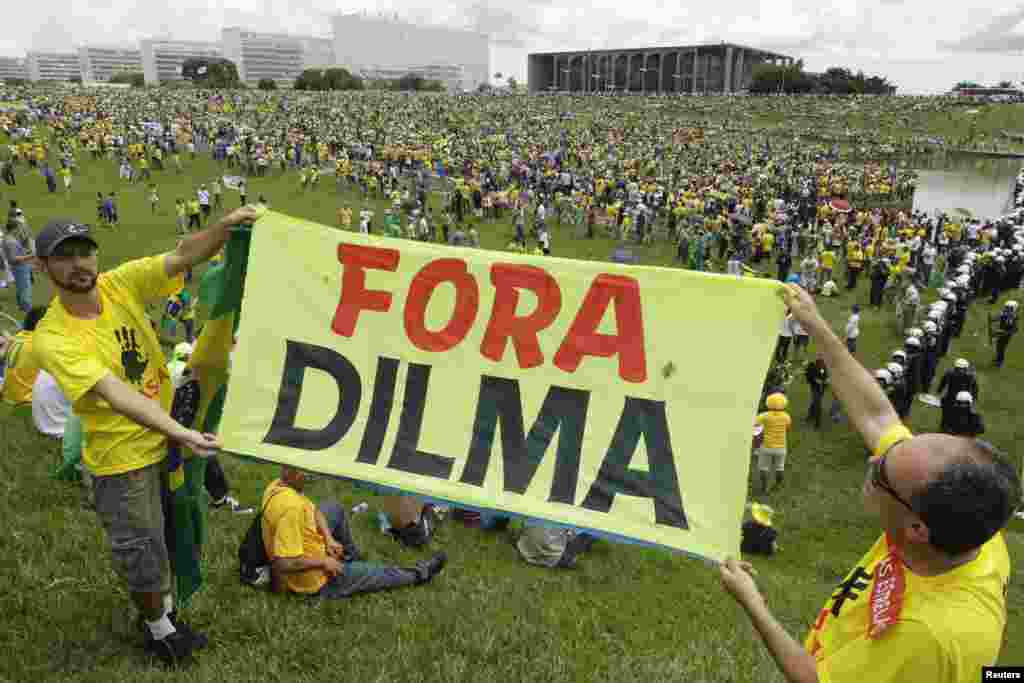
[953,81,980,91]
[998,80,1015,89]
[294,69,324,90]
[68,75,82,84]
[477,83,493,93]
[181,57,241,88]
[494,72,503,81]
[323,67,362,91]
[398,72,425,91]
[110,72,145,87]
[3,78,26,86]
[257,78,278,90]
[506,76,518,90]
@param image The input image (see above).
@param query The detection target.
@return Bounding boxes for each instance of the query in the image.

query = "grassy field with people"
[2,141,1023,682]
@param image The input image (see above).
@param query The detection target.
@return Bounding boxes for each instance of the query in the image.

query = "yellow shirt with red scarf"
[804,424,1010,683]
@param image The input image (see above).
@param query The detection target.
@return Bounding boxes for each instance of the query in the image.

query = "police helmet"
[923,321,938,333]
[905,336,921,349]
[955,391,973,405]
[954,358,970,369]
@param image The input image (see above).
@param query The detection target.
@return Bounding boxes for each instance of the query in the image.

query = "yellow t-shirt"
[1,331,40,404]
[33,254,183,476]
[820,251,836,269]
[755,411,791,449]
[805,423,1010,683]
[261,479,328,594]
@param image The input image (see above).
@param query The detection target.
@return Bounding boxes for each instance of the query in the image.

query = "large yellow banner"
[220,212,785,561]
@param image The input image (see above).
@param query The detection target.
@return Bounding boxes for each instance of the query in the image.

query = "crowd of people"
[0,86,1022,680]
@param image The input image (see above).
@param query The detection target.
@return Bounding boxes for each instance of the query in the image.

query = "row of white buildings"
[0,15,490,91]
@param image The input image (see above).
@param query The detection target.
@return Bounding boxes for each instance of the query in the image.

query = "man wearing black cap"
[3,207,258,668]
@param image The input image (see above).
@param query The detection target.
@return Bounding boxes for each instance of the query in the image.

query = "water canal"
[911,153,1020,219]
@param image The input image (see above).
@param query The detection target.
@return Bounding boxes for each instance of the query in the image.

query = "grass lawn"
[1,149,1023,682]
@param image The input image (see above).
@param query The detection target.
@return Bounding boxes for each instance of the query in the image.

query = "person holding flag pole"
[4,206,260,669]
[720,283,1018,683]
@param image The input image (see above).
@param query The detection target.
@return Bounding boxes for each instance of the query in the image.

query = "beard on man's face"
[54,268,98,294]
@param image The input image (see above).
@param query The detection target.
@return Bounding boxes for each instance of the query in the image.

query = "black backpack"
[238,492,283,587]
[388,505,439,548]
[740,520,778,556]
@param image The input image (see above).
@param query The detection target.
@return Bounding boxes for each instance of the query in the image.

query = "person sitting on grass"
[514,522,596,569]
[720,283,1019,683]
[263,466,447,599]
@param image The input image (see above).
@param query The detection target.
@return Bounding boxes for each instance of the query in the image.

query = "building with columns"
[527,43,794,95]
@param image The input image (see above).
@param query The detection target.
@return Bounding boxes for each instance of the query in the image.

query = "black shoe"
[139,612,209,652]
[143,629,197,669]
[168,611,209,651]
[415,551,448,584]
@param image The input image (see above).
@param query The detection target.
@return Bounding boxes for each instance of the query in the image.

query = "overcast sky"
[3,0,1023,93]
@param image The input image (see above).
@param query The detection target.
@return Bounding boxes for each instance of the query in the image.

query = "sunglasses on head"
[869,452,915,513]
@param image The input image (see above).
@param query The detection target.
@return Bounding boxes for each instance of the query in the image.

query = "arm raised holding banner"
[164,206,260,278]
[720,283,1019,683]
[780,283,900,450]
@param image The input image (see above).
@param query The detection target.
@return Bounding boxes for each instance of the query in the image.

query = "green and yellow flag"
[166,224,252,606]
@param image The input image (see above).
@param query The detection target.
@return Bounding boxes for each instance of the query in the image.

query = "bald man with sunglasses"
[719,283,1019,683]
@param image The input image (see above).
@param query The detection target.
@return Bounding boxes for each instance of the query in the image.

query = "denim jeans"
[12,263,32,313]
[316,502,421,599]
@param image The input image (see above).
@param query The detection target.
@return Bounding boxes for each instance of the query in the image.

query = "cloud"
[1,0,1022,92]
[938,4,1024,53]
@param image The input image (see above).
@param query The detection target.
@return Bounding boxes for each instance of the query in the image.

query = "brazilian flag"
[166,224,253,606]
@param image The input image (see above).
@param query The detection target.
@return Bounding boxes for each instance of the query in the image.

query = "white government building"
[222,28,308,87]
[26,51,80,81]
[0,56,27,81]
[139,39,223,85]
[13,15,488,88]
[78,46,142,83]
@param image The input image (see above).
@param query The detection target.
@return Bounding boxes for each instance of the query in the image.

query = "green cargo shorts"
[92,461,171,594]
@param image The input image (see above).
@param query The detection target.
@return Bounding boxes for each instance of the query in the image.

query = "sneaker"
[415,551,448,584]
[143,630,197,669]
[138,613,209,653]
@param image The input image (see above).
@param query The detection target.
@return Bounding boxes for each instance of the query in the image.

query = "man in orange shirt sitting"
[263,466,447,599]
[720,283,1019,683]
